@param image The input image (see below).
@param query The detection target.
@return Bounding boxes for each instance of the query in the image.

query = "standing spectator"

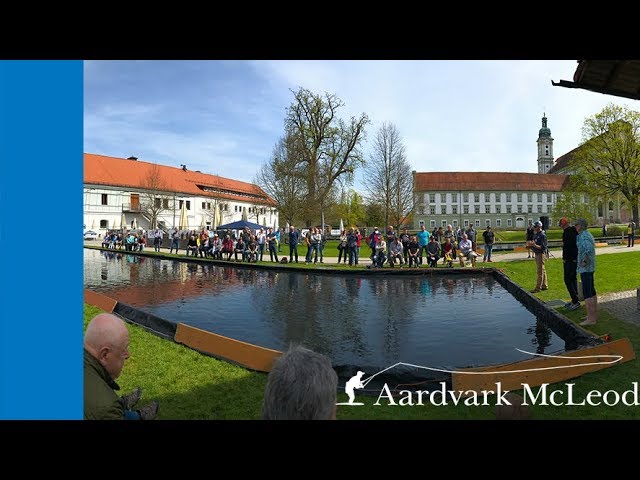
[525,220,535,258]
[627,221,636,247]
[416,225,430,265]
[337,229,348,264]
[575,218,598,326]
[407,235,420,268]
[347,227,358,266]
[602,223,607,237]
[482,226,495,262]
[153,228,162,252]
[170,229,180,254]
[288,225,299,263]
[529,221,548,293]
[558,217,580,311]
[257,228,267,261]
[368,227,381,265]
[354,227,362,265]
[385,225,396,259]
[267,228,279,262]
[399,228,411,265]
[275,228,282,253]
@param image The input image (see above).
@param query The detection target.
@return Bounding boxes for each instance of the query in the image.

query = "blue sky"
[84,60,640,190]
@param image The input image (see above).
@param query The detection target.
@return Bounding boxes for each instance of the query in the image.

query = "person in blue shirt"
[416,225,430,266]
[288,225,299,263]
[575,218,598,326]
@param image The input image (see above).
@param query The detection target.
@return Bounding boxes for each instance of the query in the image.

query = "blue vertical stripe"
[0,60,83,419]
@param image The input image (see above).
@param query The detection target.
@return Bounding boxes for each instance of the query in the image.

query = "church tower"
[537,113,554,173]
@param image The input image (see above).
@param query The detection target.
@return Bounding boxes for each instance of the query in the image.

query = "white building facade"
[412,115,568,230]
[84,153,278,234]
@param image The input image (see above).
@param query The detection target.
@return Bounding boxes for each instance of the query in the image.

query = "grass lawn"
[494,228,607,243]
[84,251,640,420]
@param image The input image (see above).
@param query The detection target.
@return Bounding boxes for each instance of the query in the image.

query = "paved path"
[599,290,639,326]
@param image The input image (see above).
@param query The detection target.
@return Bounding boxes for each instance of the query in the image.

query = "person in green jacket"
[84,313,158,420]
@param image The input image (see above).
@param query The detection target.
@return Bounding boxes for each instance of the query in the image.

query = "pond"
[84,249,570,375]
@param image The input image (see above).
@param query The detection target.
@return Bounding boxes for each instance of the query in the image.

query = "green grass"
[84,251,640,420]
[494,228,606,242]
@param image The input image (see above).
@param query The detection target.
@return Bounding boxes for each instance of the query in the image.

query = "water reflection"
[84,249,564,370]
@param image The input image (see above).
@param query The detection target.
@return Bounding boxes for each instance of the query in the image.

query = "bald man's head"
[84,313,130,379]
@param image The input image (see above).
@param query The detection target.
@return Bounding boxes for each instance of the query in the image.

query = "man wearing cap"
[559,218,580,311]
[529,221,548,293]
[575,219,598,325]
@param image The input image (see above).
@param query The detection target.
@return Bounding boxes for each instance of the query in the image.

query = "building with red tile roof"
[84,153,278,234]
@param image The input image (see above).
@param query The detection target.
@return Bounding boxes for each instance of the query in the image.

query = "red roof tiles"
[413,172,568,192]
[84,153,275,205]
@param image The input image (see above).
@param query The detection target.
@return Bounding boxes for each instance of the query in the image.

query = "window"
[463,205,469,214]
[429,194,435,203]
[517,205,523,213]
[163,199,169,209]
[419,220,425,227]
[537,193,542,202]
[464,219,469,227]
[474,193,480,203]
[451,193,457,203]
[547,194,552,203]
[207,203,211,210]
[507,219,512,227]
[101,194,108,205]
[440,206,446,214]
[537,204,542,213]
[485,205,490,214]
[452,205,458,214]
[475,219,480,227]
[608,201,614,211]
[474,206,480,214]
[186,201,191,210]
[202,202,206,209]
[235,205,238,212]
[100,219,108,228]
[506,205,512,214]
[527,193,533,202]
[430,220,436,228]
[156,198,161,208]
[485,193,491,202]
[442,220,447,227]
[495,205,501,214]
[179,200,183,209]
[463,193,469,202]
[496,219,502,227]
[430,206,436,215]
[485,219,491,227]
[452,220,458,228]
[527,205,532,213]
[517,193,522,202]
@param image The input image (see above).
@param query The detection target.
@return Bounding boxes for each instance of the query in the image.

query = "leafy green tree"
[551,189,594,225]
[285,87,370,227]
[335,189,366,228]
[572,103,640,224]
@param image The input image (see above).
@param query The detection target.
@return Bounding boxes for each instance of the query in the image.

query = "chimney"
[127,156,138,161]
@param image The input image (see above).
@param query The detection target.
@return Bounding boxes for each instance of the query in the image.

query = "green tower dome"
[539,114,551,138]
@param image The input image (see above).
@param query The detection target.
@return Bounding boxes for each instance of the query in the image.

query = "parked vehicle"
[84,230,99,240]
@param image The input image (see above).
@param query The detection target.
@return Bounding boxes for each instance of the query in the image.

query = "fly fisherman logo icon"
[337,371,366,406]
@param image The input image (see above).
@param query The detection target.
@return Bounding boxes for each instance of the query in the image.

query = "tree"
[572,104,640,224]
[335,189,366,227]
[285,87,370,228]
[364,122,414,229]
[551,190,593,226]
[255,135,306,226]
[140,163,173,230]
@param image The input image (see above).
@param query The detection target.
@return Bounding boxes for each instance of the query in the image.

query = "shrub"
[607,225,622,236]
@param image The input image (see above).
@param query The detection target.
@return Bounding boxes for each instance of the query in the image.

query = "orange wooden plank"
[175,323,282,373]
[84,289,117,313]
[452,338,634,393]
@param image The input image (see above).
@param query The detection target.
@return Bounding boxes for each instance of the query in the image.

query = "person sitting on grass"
[84,313,158,420]
[262,345,338,420]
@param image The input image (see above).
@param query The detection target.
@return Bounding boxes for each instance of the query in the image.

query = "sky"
[84,60,640,190]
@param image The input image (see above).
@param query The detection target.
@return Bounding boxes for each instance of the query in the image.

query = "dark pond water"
[84,249,566,371]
